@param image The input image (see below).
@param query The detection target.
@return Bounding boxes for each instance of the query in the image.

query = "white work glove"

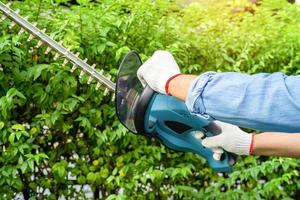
[201,121,253,160]
[137,50,181,95]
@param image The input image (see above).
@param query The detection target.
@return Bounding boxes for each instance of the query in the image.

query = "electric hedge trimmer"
[0,2,236,172]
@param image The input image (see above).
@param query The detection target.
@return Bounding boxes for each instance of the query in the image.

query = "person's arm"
[168,74,196,101]
[168,71,300,133]
[253,133,300,157]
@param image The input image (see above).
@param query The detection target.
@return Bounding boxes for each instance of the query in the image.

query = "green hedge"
[1,0,300,199]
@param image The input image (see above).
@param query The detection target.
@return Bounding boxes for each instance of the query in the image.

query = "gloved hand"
[201,121,254,160]
[137,50,181,95]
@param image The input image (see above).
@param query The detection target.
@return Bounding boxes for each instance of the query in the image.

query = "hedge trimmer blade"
[0,1,116,97]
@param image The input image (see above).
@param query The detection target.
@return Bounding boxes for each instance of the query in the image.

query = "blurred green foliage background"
[1,0,300,199]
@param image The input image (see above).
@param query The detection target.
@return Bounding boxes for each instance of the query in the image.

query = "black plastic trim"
[165,121,192,134]
[134,86,155,136]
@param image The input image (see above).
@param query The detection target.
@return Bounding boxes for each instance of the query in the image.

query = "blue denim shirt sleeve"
[185,71,300,133]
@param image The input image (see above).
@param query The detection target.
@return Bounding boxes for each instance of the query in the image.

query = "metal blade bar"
[0,2,116,91]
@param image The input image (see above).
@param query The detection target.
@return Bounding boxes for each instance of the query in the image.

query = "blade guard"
[135,86,236,172]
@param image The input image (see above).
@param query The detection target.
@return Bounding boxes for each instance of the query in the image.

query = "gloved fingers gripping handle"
[204,121,222,136]
[204,121,237,166]
[155,124,233,172]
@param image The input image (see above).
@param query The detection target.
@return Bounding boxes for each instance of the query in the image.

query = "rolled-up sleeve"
[185,72,300,133]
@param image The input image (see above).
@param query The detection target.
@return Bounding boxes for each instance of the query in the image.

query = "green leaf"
[28,160,34,171]
[32,65,48,81]
[115,46,131,62]
[87,172,96,184]
[77,175,86,184]
[16,131,22,140]
[52,161,68,179]
[12,124,25,131]
[8,133,15,144]
[0,121,4,130]
[18,156,23,165]
[7,88,26,100]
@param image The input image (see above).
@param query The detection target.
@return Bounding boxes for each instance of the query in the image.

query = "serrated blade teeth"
[96,82,102,90]
[45,46,52,54]
[87,76,94,84]
[104,88,109,96]
[53,53,60,60]
[27,34,34,42]
[79,70,85,79]
[9,21,16,29]
[18,28,25,35]
[111,94,115,101]
[71,63,78,73]
[0,15,7,22]
[36,40,43,48]
[62,59,69,66]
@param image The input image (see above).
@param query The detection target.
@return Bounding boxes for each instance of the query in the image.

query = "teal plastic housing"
[144,93,234,172]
